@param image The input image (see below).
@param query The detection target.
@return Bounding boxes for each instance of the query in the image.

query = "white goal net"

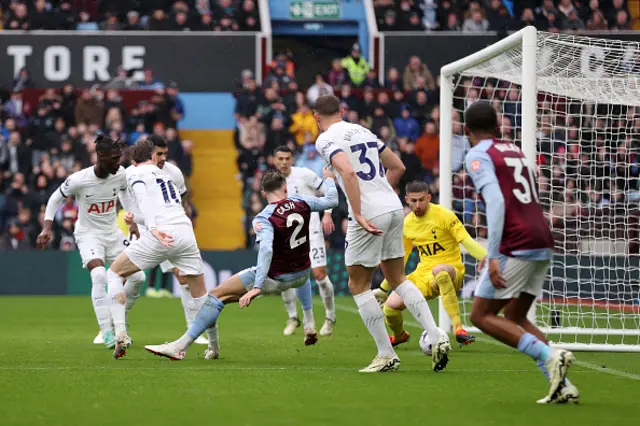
[439,27,640,351]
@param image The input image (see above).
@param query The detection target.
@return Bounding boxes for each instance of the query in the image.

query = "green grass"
[1,296,639,426]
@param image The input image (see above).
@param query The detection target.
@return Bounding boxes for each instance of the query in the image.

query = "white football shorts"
[309,212,326,269]
[475,255,550,300]
[344,209,405,268]
[76,229,130,268]
[125,224,204,276]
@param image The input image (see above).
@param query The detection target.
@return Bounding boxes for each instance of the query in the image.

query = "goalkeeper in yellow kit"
[373,181,487,347]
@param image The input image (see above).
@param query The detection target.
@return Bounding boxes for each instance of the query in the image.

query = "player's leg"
[280,288,300,336]
[145,271,248,360]
[311,243,336,336]
[382,292,409,345]
[295,278,318,345]
[173,265,208,345]
[109,233,145,322]
[380,211,449,372]
[431,264,475,346]
[146,265,160,298]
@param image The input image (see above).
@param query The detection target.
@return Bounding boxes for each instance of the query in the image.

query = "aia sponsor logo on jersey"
[417,243,445,257]
[88,200,115,214]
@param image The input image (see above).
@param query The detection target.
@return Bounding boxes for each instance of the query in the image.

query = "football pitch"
[1,296,638,426]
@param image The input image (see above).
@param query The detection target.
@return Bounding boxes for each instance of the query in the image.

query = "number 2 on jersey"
[504,157,539,204]
[350,142,385,181]
[286,213,307,249]
[156,178,180,204]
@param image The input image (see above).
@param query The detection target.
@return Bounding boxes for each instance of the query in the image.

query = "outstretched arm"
[379,145,406,187]
[38,186,66,249]
[240,216,274,308]
[300,177,339,212]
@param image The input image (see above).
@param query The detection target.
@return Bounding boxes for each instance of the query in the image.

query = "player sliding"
[122,135,209,346]
[464,102,579,404]
[144,168,339,360]
[105,139,217,359]
[273,146,337,337]
[374,181,485,347]
[313,95,451,372]
[37,135,145,349]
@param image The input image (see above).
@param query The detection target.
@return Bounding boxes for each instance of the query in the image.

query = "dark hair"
[261,169,287,193]
[147,134,168,149]
[273,145,293,156]
[405,181,429,194]
[95,134,120,153]
[314,95,341,116]
[465,102,498,134]
[130,139,155,163]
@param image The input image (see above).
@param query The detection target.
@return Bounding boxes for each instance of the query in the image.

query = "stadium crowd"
[0,84,192,250]
[1,0,260,32]
[374,0,634,32]
[235,45,640,253]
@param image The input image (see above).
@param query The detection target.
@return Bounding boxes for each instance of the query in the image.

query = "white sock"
[317,276,335,321]
[106,270,127,337]
[124,271,145,318]
[90,267,112,333]
[353,290,395,358]
[302,308,315,330]
[281,288,298,319]
[180,284,194,327]
[174,294,207,352]
[395,281,439,345]
[206,323,219,349]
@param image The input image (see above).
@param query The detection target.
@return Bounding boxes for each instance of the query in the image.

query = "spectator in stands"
[368,106,395,138]
[379,9,398,31]
[384,67,403,91]
[608,0,630,26]
[415,120,439,170]
[123,11,143,31]
[238,0,260,31]
[77,11,99,31]
[326,59,350,89]
[289,103,318,147]
[393,105,420,142]
[565,9,586,31]
[264,62,293,88]
[307,74,334,106]
[75,89,104,127]
[587,9,608,30]
[100,12,123,31]
[0,219,31,250]
[403,56,435,91]
[1,132,31,176]
[611,10,631,30]
[462,8,490,32]
[30,0,51,30]
[265,114,294,155]
[139,69,164,90]
[341,44,370,88]
[13,68,33,92]
[338,84,360,112]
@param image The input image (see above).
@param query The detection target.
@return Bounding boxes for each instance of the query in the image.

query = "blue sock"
[517,332,552,362]
[295,279,313,311]
[187,295,224,339]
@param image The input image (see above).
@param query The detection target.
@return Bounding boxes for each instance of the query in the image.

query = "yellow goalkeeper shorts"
[407,267,466,300]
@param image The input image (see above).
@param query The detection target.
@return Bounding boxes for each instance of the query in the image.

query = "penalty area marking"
[328,300,640,382]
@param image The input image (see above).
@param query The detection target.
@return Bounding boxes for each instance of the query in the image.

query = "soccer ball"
[419,328,450,356]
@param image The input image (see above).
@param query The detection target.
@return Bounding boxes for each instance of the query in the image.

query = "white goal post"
[439,26,640,352]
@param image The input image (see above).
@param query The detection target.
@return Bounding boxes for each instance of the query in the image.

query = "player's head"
[95,134,122,175]
[464,102,498,145]
[130,139,155,165]
[147,134,168,169]
[313,95,343,132]
[405,181,431,217]
[261,169,287,201]
[273,145,294,176]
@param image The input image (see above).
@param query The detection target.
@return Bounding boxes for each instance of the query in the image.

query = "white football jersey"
[60,166,127,235]
[126,164,191,228]
[315,121,402,220]
[125,162,187,225]
[286,166,324,233]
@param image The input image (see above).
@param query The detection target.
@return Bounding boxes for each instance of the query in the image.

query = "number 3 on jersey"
[350,142,385,181]
[287,213,306,249]
[504,157,539,204]
[156,178,180,204]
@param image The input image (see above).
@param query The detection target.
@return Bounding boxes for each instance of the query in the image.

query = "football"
[419,328,450,356]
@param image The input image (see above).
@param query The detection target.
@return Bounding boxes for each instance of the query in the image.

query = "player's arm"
[117,189,140,238]
[130,178,172,247]
[39,176,76,249]
[309,170,334,234]
[379,143,406,187]
[299,173,339,212]
[445,208,487,261]
[465,152,505,287]
[239,216,274,308]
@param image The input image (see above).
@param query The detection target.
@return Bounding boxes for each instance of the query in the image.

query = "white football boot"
[283,317,301,336]
[93,331,105,344]
[431,335,452,372]
[359,355,401,373]
[544,349,575,400]
[537,381,580,404]
[144,342,186,360]
[113,333,132,360]
[319,319,335,336]
[194,335,209,345]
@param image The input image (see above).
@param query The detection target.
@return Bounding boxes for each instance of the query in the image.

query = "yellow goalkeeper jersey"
[403,204,471,272]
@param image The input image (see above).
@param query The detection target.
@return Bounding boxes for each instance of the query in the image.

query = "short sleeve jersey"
[315,121,402,220]
[60,166,127,235]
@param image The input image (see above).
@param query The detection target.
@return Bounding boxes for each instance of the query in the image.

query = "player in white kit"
[37,135,146,349]
[273,146,337,337]
[106,139,217,359]
[123,135,209,345]
[313,95,451,372]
